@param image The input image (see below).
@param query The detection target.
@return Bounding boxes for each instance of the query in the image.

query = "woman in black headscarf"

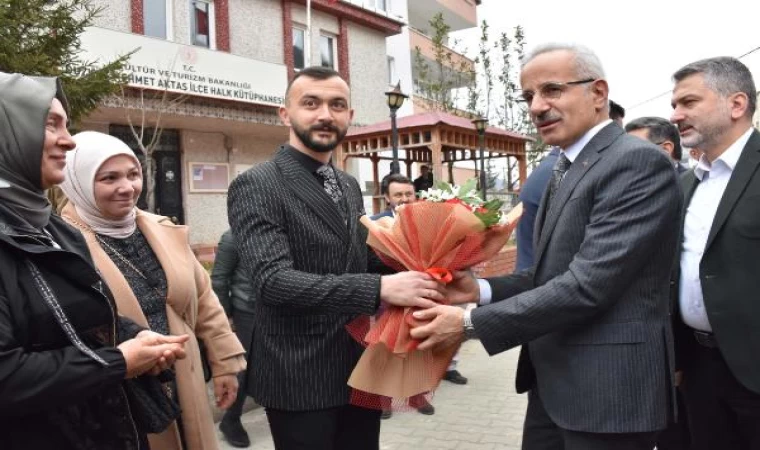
[0,72,188,450]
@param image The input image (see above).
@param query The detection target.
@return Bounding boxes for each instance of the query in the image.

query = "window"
[387,56,396,85]
[293,27,305,70]
[369,0,388,11]
[144,0,172,39]
[190,0,215,48]
[320,34,336,69]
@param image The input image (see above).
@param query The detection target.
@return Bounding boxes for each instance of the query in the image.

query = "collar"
[561,119,612,163]
[284,144,330,175]
[693,127,753,181]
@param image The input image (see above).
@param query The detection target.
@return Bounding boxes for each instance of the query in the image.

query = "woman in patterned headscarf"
[0,72,188,449]
[60,130,246,450]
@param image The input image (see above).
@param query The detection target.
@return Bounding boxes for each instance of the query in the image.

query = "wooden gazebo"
[334,111,533,213]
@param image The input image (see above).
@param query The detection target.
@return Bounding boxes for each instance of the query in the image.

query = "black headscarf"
[0,72,69,230]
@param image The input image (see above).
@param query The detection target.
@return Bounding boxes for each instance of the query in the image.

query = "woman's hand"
[118,333,189,379]
[213,374,239,409]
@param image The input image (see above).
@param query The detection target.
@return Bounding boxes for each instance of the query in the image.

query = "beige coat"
[62,205,246,450]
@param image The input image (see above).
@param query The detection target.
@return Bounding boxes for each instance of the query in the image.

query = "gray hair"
[673,57,757,117]
[521,43,606,80]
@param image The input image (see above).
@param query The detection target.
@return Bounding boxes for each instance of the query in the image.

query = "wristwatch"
[463,309,477,340]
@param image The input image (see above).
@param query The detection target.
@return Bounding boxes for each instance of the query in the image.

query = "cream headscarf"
[60,131,142,239]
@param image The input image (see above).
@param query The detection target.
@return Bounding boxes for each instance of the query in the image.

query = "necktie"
[546,152,572,210]
[316,165,347,219]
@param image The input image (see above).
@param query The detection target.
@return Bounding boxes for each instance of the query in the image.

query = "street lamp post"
[472,117,488,200]
[385,82,408,174]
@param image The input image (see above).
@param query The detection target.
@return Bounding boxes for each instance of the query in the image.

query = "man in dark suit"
[626,116,689,175]
[410,43,681,450]
[227,66,444,450]
[413,164,433,193]
[669,56,760,450]
[370,173,415,221]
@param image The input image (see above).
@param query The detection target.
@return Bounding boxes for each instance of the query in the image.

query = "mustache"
[677,123,693,132]
[309,123,340,133]
[534,112,561,127]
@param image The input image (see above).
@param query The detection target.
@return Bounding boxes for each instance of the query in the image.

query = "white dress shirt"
[477,120,612,306]
[679,127,752,332]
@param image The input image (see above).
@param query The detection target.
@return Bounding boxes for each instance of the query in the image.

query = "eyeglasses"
[518,79,596,106]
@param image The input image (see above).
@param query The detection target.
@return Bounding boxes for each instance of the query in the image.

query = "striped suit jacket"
[227,146,385,411]
[472,123,682,433]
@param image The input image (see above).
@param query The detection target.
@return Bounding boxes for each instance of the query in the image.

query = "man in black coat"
[227,66,444,450]
[213,229,256,447]
[669,56,760,450]
[626,116,688,175]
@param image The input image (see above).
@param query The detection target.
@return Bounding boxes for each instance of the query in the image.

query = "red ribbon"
[425,267,452,284]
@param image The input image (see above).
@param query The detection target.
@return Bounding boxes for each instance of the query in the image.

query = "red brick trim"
[282,0,295,82]
[338,17,349,85]
[293,0,402,36]
[131,0,144,34]
[215,0,230,52]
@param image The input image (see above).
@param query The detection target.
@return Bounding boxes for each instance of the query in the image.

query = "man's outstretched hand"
[380,271,445,309]
[409,305,466,351]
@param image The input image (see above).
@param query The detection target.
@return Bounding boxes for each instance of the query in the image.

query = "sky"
[453,0,760,125]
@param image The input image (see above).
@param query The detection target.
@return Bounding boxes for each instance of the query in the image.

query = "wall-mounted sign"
[188,162,230,192]
[80,27,287,107]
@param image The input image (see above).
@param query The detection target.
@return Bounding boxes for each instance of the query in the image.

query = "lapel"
[274,147,349,243]
[337,171,360,268]
[704,130,760,251]
[534,123,620,264]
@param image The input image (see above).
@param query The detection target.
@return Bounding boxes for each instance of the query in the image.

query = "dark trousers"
[265,405,381,450]
[221,310,256,422]
[655,389,690,450]
[521,389,659,450]
[681,344,760,450]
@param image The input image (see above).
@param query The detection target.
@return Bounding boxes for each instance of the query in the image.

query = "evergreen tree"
[0,0,130,123]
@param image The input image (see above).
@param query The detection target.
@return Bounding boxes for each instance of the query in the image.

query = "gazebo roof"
[347,111,533,142]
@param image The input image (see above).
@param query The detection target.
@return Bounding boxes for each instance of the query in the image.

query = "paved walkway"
[218,341,527,450]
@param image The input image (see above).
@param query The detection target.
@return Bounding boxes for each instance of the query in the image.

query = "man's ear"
[660,141,675,158]
[591,79,609,110]
[728,92,750,120]
[279,106,291,126]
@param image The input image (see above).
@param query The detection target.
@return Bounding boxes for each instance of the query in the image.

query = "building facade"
[80,0,403,245]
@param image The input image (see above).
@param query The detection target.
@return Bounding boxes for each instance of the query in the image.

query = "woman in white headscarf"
[60,131,246,450]
[0,72,187,450]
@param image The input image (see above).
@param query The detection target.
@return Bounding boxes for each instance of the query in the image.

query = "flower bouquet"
[347,179,523,410]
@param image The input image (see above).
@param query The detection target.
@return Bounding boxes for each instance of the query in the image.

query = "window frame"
[387,55,396,86]
[143,0,174,40]
[292,25,306,71]
[190,0,216,50]
[319,33,337,70]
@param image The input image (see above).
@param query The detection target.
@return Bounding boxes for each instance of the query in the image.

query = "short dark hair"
[285,66,347,104]
[609,100,625,121]
[625,116,682,161]
[381,173,413,195]
[673,56,756,117]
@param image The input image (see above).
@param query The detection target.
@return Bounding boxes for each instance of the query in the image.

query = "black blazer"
[227,147,385,411]
[672,129,760,394]
[473,123,682,433]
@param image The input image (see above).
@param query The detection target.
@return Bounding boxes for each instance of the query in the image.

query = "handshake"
[117,330,190,379]
[379,270,481,351]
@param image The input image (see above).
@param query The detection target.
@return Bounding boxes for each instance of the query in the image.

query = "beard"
[292,121,348,153]
[680,104,733,151]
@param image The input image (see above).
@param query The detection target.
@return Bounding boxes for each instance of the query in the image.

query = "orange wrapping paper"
[347,201,523,409]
